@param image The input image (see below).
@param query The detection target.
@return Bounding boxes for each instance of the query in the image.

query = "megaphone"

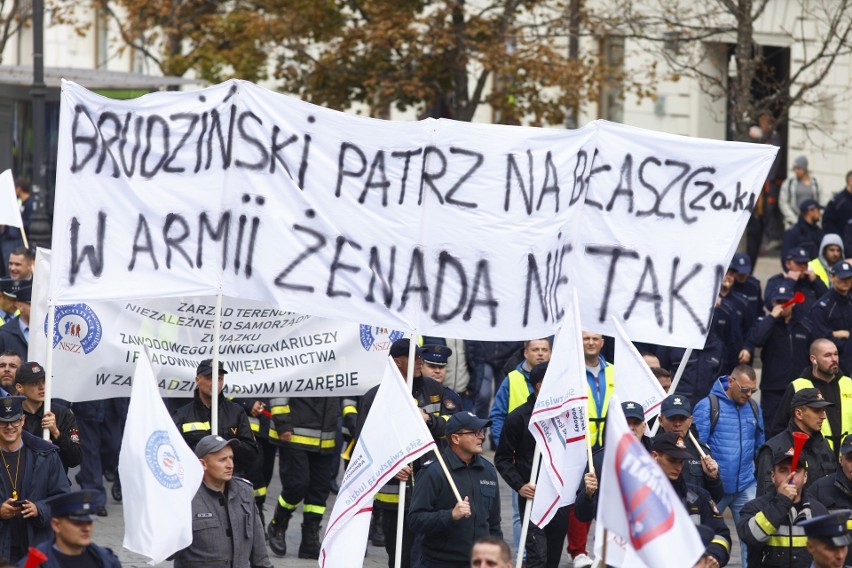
[790,431,809,474]
[782,291,806,309]
[22,547,47,568]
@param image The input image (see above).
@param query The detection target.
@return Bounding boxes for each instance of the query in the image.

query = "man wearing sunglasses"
[410,411,502,567]
[694,365,766,565]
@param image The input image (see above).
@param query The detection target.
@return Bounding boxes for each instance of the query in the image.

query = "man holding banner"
[410,411,502,567]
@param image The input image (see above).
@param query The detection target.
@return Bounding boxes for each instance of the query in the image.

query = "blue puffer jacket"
[693,377,765,495]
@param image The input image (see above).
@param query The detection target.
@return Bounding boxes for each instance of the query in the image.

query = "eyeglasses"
[455,429,485,437]
[0,419,22,429]
[732,376,758,395]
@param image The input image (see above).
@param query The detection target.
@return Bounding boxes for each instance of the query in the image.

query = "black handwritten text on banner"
[51,80,777,348]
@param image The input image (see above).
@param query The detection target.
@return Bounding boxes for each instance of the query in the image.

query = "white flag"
[0,169,22,228]
[320,358,437,568]
[528,288,588,527]
[612,316,667,421]
[597,394,704,568]
[119,349,204,564]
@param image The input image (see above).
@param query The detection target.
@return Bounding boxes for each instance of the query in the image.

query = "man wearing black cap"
[172,359,257,473]
[810,261,852,383]
[29,490,121,568]
[765,247,828,316]
[0,284,30,359]
[656,394,724,502]
[729,252,764,321]
[421,344,463,412]
[355,337,457,567]
[758,388,837,497]
[410,411,502,567]
[495,362,567,568]
[651,432,731,567]
[0,280,19,326]
[741,284,813,421]
[769,339,852,455]
[800,511,852,568]
[782,198,825,264]
[575,400,652,523]
[15,362,81,472]
[0,395,69,562]
[173,435,271,568]
[738,445,823,568]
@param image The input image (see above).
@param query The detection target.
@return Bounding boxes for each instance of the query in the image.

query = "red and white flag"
[528,289,588,527]
[320,358,436,568]
[597,394,704,568]
[612,316,667,421]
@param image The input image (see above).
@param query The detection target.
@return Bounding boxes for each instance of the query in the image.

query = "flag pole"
[687,431,708,458]
[585,417,596,476]
[19,227,29,250]
[210,290,223,435]
[649,347,692,436]
[42,302,54,440]
[600,527,609,567]
[395,331,418,568]
[514,446,542,568]
[430,447,463,502]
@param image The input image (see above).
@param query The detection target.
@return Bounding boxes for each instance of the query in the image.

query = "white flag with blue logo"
[119,349,204,564]
[597,394,704,568]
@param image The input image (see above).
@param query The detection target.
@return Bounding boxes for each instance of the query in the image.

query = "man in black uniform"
[655,394,724,502]
[171,359,257,473]
[738,446,823,568]
[356,338,457,568]
[651,432,731,567]
[266,393,357,559]
[757,388,836,497]
[805,433,852,566]
[410,411,502,567]
[494,362,567,568]
[765,247,828,315]
[28,490,121,568]
[800,510,852,568]
[810,261,852,382]
[15,362,81,472]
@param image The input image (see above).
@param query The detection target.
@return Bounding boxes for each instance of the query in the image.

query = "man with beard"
[0,351,20,396]
[810,261,852,381]
[808,234,844,287]
[769,339,852,458]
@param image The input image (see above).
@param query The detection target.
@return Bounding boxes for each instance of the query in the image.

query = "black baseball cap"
[194,435,240,458]
[621,401,645,421]
[389,338,422,358]
[773,446,808,469]
[660,394,692,418]
[15,361,45,384]
[651,432,692,460]
[790,388,833,410]
[445,411,491,435]
[196,359,227,376]
[841,434,852,455]
[730,252,752,274]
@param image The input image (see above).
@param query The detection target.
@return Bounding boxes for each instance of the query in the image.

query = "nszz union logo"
[46,304,103,354]
[613,433,676,549]
[359,325,404,352]
[145,431,185,489]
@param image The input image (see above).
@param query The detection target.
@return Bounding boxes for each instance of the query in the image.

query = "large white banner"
[30,249,398,401]
[50,80,777,347]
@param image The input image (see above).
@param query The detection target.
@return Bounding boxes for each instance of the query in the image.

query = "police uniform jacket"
[172,391,258,473]
[25,540,121,568]
[651,429,725,503]
[0,431,70,562]
[782,219,824,263]
[804,467,852,566]
[757,422,836,497]
[737,490,821,568]
[355,374,456,511]
[409,446,502,566]
[22,402,81,470]
[672,476,731,566]
[173,477,272,568]
[744,312,813,394]
[811,288,852,376]
[732,275,764,321]
[823,188,852,235]
[0,315,27,359]
[657,327,728,408]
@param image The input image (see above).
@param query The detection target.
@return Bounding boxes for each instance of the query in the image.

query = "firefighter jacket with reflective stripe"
[788,375,852,454]
[268,396,355,454]
[672,476,731,566]
[172,390,258,472]
[737,490,821,568]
